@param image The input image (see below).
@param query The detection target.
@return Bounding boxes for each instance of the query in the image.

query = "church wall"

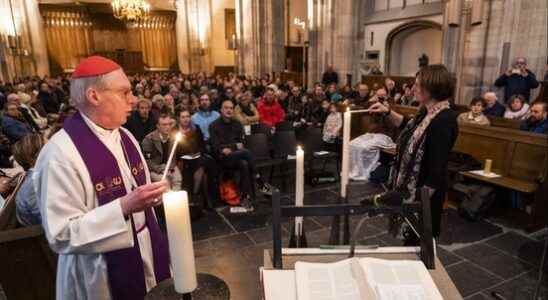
[456,0,547,104]
[362,14,443,75]
[389,27,442,76]
[210,0,235,69]
[286,0,306,47]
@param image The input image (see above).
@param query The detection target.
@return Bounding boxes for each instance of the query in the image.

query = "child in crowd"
[458,97,490,126]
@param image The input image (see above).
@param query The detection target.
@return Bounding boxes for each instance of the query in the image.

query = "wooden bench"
[487,116,521,130]
[360,75,415,90]
[0,172,57,299]
[0,225,57,300]
[351,105,548,230]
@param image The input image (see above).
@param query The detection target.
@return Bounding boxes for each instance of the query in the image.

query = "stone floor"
[189,176,548,300]
[2,171,547,300]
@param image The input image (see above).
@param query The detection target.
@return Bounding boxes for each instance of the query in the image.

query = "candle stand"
[328,195,350,245]
[146,273,230,300]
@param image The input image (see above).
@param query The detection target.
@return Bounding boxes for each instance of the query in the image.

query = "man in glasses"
[34,56,170,299]
[495,57,539,103]
[191,92,220,142]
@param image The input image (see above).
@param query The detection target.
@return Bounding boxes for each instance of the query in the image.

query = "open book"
[294,258,442,300]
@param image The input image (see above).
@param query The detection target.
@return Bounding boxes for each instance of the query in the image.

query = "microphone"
[360,190,406,208]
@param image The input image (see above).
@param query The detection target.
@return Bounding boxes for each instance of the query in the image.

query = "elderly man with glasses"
[494,57,540,103]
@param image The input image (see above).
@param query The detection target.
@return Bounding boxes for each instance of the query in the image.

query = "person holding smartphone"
[494,57,539,103]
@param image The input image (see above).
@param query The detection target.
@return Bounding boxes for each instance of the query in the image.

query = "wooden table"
[262,248,463,300]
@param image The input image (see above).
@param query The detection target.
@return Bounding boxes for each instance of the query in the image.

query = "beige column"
[307,0,359,87]
[235,0,285,77]
[175,0,212,73]
[175,0,191,73]
[23,0,49,76]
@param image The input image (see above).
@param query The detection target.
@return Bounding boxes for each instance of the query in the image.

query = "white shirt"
[34,113,157,300]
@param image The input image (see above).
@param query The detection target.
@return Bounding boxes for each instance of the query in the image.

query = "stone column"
[24,0,49,76]
[307,0,360,87]
[175,0,191,73]
[265,0,285,74]
[175,0,212,73]
[235,0,285,77]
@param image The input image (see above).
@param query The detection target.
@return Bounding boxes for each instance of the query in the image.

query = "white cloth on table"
[349,133,395,181]
[33,113,158,300]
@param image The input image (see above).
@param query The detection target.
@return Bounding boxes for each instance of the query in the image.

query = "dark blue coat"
[494,70,539,102]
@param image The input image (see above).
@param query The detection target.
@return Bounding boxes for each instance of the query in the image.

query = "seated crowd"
[0,59,546,225]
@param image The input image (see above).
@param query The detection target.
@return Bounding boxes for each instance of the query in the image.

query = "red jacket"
[257,98,285,128]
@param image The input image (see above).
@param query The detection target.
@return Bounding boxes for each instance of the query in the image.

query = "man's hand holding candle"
[120,180,169,216]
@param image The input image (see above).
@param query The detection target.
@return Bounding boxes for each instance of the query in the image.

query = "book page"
[295,259,362,300]
[262,269,297,300]
[359,258,443,300]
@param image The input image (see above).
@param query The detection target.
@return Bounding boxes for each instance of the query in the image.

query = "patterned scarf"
[388,100,451,203]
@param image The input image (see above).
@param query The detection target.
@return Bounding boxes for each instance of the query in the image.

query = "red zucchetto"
[71,56,121,79]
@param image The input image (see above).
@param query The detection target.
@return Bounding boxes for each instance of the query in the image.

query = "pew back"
[453,124,548,187]
[0,225,57,300]
[360,75,415,90]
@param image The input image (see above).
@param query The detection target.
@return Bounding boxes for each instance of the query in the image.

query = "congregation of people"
[0,56,546,228]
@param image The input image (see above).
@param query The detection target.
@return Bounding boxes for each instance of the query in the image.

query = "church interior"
[0,0,547,299]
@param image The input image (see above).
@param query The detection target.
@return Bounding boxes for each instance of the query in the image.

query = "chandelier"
[111,0,151,22]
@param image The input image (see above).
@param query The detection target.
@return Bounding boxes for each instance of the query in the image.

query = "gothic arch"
[385,20,442,75]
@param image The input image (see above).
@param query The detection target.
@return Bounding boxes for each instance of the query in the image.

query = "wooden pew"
[0,173,57,299]
[0,225,57,300]
[454,124,548,230]
[393,104,523,130]
[352,105,548,231]
[486,116,521,130]
[360,75,415,90]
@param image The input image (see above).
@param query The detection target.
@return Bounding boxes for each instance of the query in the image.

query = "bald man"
[494,57,539,102]
[482,92,506,117]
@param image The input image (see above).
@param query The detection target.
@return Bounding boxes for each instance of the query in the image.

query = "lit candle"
[341,108,351,198]
[295,146,304,235]
[161,132,182,181]
[163,191,197,293]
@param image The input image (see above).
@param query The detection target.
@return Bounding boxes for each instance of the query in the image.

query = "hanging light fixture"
[111,0,151,22]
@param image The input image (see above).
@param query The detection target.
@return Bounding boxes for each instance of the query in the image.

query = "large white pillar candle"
[163,191,197,293]
[341,109,351,198]
[295,146,304,235]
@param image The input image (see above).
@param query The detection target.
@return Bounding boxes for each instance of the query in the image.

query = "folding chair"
[245,133,283,182]
[302,127,340,180]
[271,130,298,191]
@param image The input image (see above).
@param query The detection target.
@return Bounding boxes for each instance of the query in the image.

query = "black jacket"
[399,108,459,236]
[494,71,539,102]
[38,91,60,114]
[322,71,339,86]
[123,111,158,144]
[209,117,244,159]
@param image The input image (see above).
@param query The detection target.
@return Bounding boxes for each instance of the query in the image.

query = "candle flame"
[297,145,302,151]
[175,132,182,142]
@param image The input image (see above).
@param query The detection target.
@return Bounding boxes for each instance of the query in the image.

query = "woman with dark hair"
[14,133,45,226]
[458,96,490,126]
[504,94,530,120]
[367,64,459,243]
[175,108,214,210]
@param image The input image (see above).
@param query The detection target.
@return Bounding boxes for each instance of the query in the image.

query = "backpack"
[454,183,496,221]
[219,179,240,206]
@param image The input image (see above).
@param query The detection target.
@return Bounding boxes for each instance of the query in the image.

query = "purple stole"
[64,112,170,300]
